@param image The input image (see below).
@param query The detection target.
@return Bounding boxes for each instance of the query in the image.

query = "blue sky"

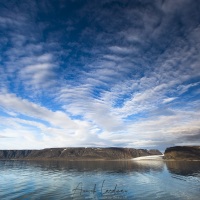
[0,0,200,150]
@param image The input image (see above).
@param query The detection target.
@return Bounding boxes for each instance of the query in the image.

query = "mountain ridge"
[0,147,162,160]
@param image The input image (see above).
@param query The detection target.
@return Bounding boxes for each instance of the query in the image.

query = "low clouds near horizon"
[0,0,200,150]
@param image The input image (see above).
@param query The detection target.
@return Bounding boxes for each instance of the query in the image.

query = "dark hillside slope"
[0,147,162,160]
[164,146,200,160]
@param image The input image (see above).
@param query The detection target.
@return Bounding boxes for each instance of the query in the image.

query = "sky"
[0,0,200,150]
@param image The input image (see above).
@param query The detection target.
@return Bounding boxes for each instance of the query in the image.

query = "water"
[0,160,200,200]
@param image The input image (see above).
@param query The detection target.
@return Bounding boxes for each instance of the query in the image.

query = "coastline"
[0,146,200,161]
[0,147,162,161]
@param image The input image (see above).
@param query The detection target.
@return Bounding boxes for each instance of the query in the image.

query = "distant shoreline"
[0,147,162,161]
[0,146,199,161]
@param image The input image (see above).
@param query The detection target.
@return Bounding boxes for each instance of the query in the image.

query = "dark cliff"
[0,147,162,160]
[164,146,200,160]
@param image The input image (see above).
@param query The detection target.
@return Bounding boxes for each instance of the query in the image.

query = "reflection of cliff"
[166,161,200,176]
[164,146,200,160]
[0,148,162,160]
[0,160,164,173]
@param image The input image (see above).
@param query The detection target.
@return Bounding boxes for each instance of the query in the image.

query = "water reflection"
[0,160,165,173]
[166,161,200,176]
[0,160,200,200]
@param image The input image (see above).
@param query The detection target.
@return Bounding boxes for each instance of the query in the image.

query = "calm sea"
[0,160,199,200]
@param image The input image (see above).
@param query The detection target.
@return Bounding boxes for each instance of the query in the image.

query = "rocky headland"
[0,147,162,160]
[164,146,200,160]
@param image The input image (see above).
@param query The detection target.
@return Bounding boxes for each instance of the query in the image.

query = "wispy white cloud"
[0,92,76,130]
[0,91,110,149]
[163,97,177,104]
[109,46,134,54]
